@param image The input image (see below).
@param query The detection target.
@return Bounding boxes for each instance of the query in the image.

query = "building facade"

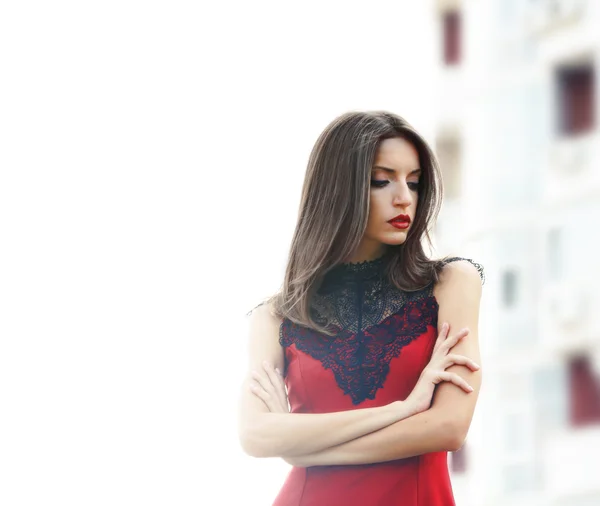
[431,1,600,505]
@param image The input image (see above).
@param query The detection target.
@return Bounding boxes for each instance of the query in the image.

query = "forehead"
[373,137,420,170]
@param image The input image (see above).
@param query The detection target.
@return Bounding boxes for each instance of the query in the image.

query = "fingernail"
[474,363,480,370]
[275,368,282,375]
[468,386,474,392]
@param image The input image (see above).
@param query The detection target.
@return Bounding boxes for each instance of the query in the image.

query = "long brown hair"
[269,111,445,332]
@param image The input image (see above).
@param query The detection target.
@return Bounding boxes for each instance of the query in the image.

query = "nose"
[392,183,412,208]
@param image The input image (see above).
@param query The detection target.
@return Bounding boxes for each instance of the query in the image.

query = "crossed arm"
[238,260,482,465]
[284,261,483,466]
[237,303,419,458]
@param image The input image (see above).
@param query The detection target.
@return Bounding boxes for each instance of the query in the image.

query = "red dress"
[272,257,482,506]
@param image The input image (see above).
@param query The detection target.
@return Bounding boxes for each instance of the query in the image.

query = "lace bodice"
[279,256,483,405]
[308,255,483,334]
[310,256,431,334]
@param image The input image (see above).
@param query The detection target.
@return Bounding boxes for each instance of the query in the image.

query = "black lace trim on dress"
[277,256,483,404]
[280,295,438,405]
[442,257,485,284]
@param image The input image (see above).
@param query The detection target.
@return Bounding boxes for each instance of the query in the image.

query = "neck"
[344,242,388,265]
[321,250,387,291]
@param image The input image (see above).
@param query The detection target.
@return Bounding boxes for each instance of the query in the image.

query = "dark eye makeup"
[370,179,389,188]
[370,179,420,190]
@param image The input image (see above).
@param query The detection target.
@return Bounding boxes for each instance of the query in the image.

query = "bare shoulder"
[249,300,282,330]
[439,259,483,283]
[435,259,483,300]
[246,300,285,370]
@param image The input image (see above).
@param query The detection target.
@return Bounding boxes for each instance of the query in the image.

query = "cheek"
[367,194,385,221]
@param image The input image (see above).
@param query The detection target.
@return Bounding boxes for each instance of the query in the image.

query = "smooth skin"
[347,137,421,263]
[238,138,483,463]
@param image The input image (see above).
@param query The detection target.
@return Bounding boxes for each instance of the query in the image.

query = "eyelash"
[370,180,420,191]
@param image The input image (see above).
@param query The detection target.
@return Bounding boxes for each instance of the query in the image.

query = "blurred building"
[430,1,600,505]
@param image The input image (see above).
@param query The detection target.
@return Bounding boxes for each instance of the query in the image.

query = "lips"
[388,214,411,230]
[388,214,411,224]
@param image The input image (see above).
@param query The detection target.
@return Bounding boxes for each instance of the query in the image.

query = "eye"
[407,181,420,191]
[370,179,389,188]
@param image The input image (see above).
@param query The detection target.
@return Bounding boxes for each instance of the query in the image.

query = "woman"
[238,111,484,506]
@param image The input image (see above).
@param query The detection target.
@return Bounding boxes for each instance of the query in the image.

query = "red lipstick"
[388,214,411,230]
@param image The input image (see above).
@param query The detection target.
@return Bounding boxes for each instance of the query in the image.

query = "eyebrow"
[372,166,422,176]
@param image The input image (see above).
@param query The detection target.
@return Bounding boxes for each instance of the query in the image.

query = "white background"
[0,1,436,504]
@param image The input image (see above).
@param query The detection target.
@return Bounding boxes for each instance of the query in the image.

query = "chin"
[381,232,409,246]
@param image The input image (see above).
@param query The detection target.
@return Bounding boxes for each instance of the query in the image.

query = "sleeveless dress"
[273,256,483,506]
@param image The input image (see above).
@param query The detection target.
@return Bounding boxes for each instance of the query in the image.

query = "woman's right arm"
[284,261,483,467]
[237,303,416,458]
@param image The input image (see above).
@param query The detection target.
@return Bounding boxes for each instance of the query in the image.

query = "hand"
[406,323,480,415]
[249,361,289,414]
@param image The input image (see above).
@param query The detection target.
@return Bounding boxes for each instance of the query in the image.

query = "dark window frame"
[568,355,600,427]
[443,10,462,66]
[556,64,595,136]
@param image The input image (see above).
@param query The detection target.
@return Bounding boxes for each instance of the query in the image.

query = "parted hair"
[268,110,448,333]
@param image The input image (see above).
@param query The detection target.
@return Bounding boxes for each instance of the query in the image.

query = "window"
[436,137,462,201]
[568,356,600,427]
[443,11,462,65]
[556,64,595,135]
[450,442,467,473]
[502,270,518,307]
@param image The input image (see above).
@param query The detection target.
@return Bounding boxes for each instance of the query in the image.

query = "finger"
[442,328,470,352]
[436,322,449,342]
[263,362,288,408]
[433,327,466,360]
[249,380,276,410]
[437,371,474,393]
[433,322,450,353]
[270,367,288,410]
[274,367,289,407]
[251,370,276,396]
[250,378,286,413]
[438,322,450,339]
[263,362,282,391]
[445,354,481,371]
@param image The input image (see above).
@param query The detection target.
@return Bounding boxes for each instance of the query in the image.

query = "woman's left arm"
[427,259,483,437]
[286,260,483,466]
